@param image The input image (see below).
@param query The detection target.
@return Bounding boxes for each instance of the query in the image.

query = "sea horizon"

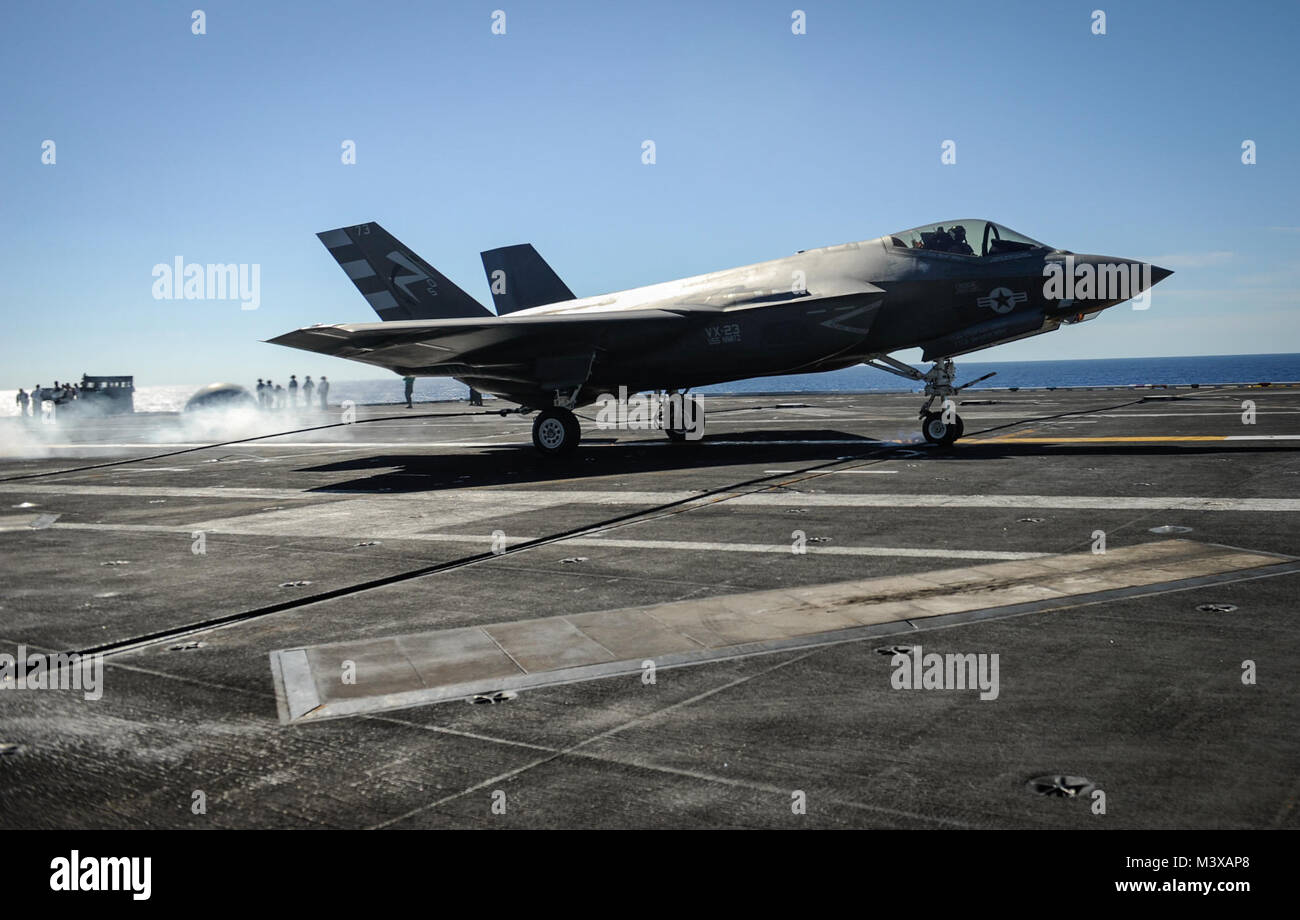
[4,352,1298,417]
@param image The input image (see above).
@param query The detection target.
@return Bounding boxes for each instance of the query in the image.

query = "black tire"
[662,395,704,443]
[532,408,580,456]
[561,408,581,445]
[920,412,939,443]
[922,411,960,447]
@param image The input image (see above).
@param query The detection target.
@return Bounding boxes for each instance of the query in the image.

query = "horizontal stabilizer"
[318,222,491,321]
[480,244,575,314]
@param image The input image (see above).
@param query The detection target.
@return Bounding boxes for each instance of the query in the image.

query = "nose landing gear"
[921,409,964,446]
[862,355,995,447]
[917,359,964,447]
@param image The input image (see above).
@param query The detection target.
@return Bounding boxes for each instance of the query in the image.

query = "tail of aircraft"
[317,222,492,321]
[480,244,576,314]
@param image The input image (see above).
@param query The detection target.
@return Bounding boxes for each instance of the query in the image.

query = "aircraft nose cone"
[1150,264,1174,285]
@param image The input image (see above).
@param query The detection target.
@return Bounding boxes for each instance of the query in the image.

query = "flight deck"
[1,386,1297,828]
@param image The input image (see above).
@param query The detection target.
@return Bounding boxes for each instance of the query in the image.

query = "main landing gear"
[528,389,709,456]
[531,388,581,457]
[862,355,996,447]
[531,406,581,456]
[661,391,705,443]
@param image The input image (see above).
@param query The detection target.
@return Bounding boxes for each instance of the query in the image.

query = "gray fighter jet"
[269,220,1171,455]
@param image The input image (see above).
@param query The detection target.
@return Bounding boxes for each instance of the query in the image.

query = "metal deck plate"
[270,539,1292,723]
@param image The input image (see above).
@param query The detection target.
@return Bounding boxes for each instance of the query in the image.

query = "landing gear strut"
[531,406,580,456]
[862,355,995,447]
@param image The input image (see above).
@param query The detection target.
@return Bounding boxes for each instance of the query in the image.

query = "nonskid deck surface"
[0,386,1297,828]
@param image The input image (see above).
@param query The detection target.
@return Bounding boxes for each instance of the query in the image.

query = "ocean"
[3,353,1298,417]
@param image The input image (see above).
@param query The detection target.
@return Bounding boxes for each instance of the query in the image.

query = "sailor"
[274,383,286,409]
[256,378,266,408]
[403,375,415,408]
[288,374,299,406]
[16,388,29,417]
[318,376,329,409]
[302,375,315,406]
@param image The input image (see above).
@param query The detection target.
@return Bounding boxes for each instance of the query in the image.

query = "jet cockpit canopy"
[889,220,1048,258]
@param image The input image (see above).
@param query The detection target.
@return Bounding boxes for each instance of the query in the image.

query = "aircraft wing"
[268,279,885,398]
[266,309,690,379]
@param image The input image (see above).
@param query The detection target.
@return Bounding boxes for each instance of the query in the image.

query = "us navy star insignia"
[977,286,1027,314]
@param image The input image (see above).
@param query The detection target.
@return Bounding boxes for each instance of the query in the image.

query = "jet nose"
[1150,265,1174,285]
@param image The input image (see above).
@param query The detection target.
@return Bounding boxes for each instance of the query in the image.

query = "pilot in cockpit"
[948,224,974,255]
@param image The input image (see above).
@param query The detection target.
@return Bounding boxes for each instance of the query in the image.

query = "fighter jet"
[269,220,1171,455]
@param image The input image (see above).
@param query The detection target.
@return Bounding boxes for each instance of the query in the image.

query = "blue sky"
[3,0,1297,389]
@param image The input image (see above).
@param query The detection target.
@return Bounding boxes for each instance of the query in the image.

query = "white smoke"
[0,398,325,462]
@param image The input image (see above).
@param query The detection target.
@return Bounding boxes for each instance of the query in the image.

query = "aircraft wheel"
[662,395,704,443]
[921,412,961,447]
[532,408,580,456]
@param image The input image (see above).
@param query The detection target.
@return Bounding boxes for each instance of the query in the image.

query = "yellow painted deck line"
[980,435,1229,443]
[976,435,1300,443]
[969,427,1036,443]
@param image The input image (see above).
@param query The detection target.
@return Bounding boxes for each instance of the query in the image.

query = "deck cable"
[75,452,874,657]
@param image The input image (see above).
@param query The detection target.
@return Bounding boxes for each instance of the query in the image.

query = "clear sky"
[3,0,1297,389]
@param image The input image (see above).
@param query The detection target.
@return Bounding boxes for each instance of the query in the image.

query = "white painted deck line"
[270,540,1291,723]
[5,484,1300,513]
